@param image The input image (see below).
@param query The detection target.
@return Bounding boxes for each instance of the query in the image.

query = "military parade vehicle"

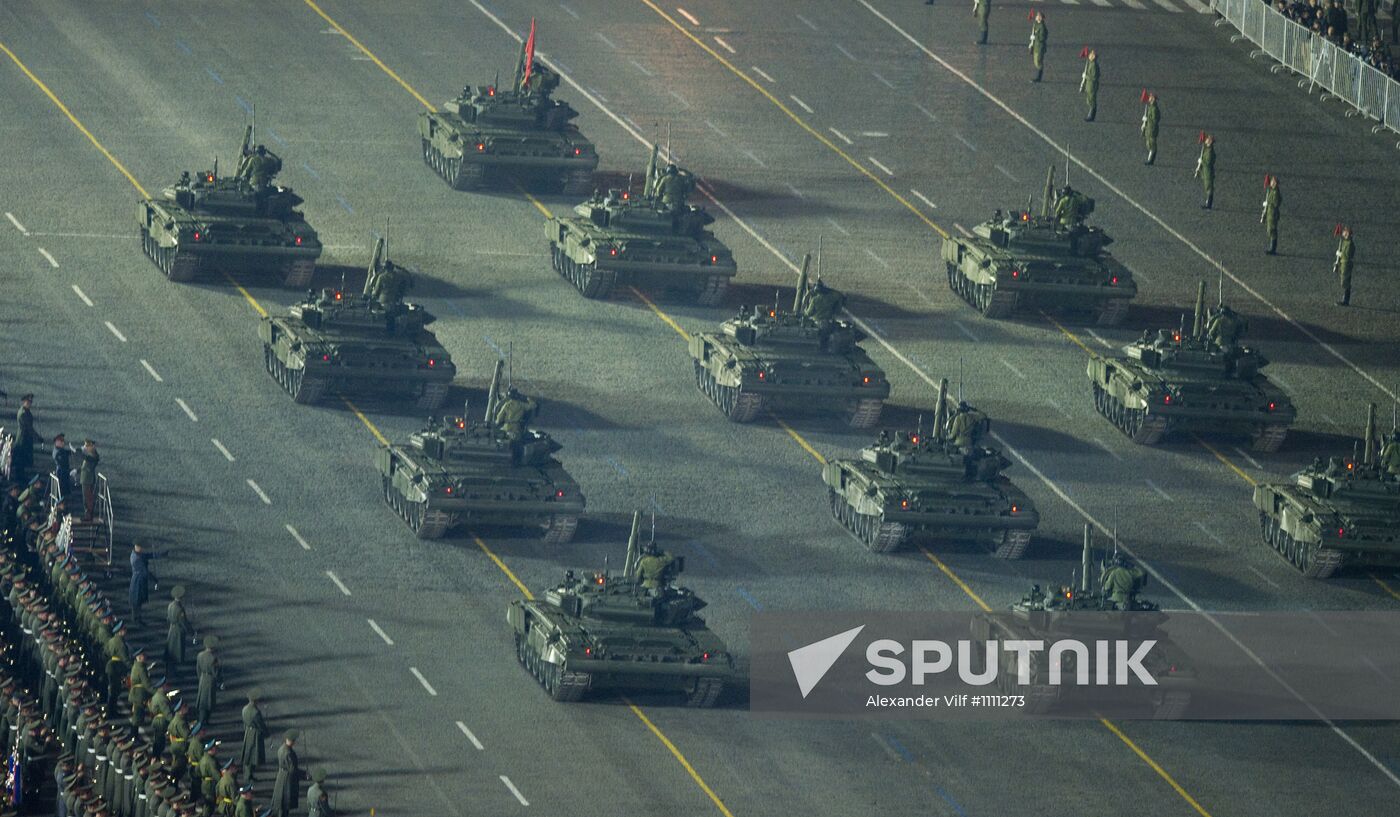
[259,238,454,407]
[1086,282,1295,451]
[972,527,1196,717]
[688,255,889,427]
[822,378,1039,557]
[940,169,1135,324]
[138,125,321,286]
[1252,403,1400,578]
[419,35,597,193]
[546,144,736,304]
[507,511,735,705]
[375,360,584,541]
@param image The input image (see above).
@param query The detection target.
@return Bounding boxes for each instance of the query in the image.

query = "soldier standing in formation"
[51,433,72,500]
[973,0,990,45]
[240,688,267,783]
[1141,92,1159,166]
[1028,12,1048,83]
[13,394,37,482]
[1334,226,1355,306]
[78,438,99,521]
[1195,134,1216,210]
[1080,49,1099,122]
[271,729,302,817]
[493,387,537,442]
[307,767,331,817]
[165,585,193,667]
[196,635,223,726]
[1261,176,1282,255]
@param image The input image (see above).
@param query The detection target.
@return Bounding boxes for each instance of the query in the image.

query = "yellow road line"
[222,272,269,317]
[630,286,693,341]
[624,699,736,817]
[341,396,390,445]
[1370,573,1400,602]
[1098,717,1215,817]
[918,546,992,612]
[1191,434,1257,487]
[637,0,946,239]
[474,535,534,599]
[0,40,150,197]
[772,416,825,464]
[1042,312,1095,355]
[301,0,436,111]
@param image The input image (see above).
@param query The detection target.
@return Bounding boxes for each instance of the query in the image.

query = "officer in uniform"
[1334,226,1355,306]
[1100,555,1147,610]
[240,689,267,784]
[196,635,222,727]
[492,388,537,443]
[13,394,37,482]
[946,402,989,450]
[1141,92,1160,165]
[802,280,845,323]
[165,586,193,667]
[270,730,301,817]
[306,767,330,817]
[1262,176,1282,255]
[1195,134,1216,209]
[1029,11,1047,82]
[1079,49,1099,121]
[635,542,678,591]
[973,0,990,45]
[237,146,281,192]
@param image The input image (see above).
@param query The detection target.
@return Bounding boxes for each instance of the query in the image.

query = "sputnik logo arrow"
[787,625,865,698]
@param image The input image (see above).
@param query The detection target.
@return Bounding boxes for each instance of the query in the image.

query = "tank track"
[142,228,202,282]
[264,345,327,404]
[422,139,485,191]
[518,634,591,702]
[560,169,594,196]
[416,381,450,411]
[1153,691,1191,720]
[1095,297,1130,327]
[1250,424,1289,453]
[685,677,725,708]
[694,275,729,307]
[693,361,764,423]
[947,263,1017,318]
[1260,513,1343,578]
[990,528,1032,560]
[281,259,316,289]
[551,244,617,299]
[1093,384,1169,445]
[541,514,579,544]
[983,642,1060,714]
[829,489,908,552]
[847,398,884,429]
[382,476,451,539]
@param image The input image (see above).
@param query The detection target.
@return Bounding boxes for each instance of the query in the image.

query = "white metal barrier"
[1214,0,1400,144]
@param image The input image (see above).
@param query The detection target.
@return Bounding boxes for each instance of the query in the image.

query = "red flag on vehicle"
[1264,174,1271,187]
[1079,46,1090,58]
[522,18,537,87]
[1333,223,1343,235]
[1140,88,1149,103]
[1027,11,1035,21]
[1198,130,1207,143]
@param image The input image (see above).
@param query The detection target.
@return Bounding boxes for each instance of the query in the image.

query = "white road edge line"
[676,6,700,25]
[37,248,58,268]
[210,438,236,462]
[367,618,395,645]
[456,721,485,750]
[909,189,937,210]
[175,398,198,422]
[104,321,127,342]
[285,524,312,551]
[139,359,164,382]
[5,212,29,234]
[500,776,529,806]
[71,285,94,306]
[789,94,813,113]
[246,479,272,505]
[326,570,352,596]
[713,35,736,54]
[410,667,438,696]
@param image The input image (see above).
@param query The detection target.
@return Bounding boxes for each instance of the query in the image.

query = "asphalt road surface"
[2,0,1398,815]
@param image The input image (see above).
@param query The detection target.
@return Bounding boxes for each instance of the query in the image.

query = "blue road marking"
[205,66,223,85]
[935,786,969,816]
[300,161,320,180]
[482,335,503,356]
[266,129,286,147]
[736,587,763,610]
[335,195,354,214]
[235,96,252,115]
[884,734,914,762]
[175,40,192,56]
[605,456,629,478]
[144,11,160,26]
[687,541,720,570]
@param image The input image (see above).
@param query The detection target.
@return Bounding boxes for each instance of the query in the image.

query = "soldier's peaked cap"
[311,766,326,783]
[247,687,262,700]
[202,635,218,649]
[284,729,300,741]
[171,585,186,599]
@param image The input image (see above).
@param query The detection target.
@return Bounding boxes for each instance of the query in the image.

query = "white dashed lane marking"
[500,776,529,806]
[834,42,858,62]
[410,667,438,696]
[789,94,813,113]
[867,156,894,176]
[952,320,979,342]
[456,721,485,750]
[999,357,1027,379]
[713,35,736,54]
[210,439,235,462]
[326,570,352,596]
[863,248,889,268]
[676,6,700,25]
[1247,565,1282,589]
[909,189,938,210]
[175,398,198,422]
[796,12,819,30]
[1232,446,1264,470]
[595,32,617,49]
[367,619,395,645]
[1144,479,1173,501]
[558,2,579,19]
[139,360,163,382]
[37,248,58,268]
[825,217,849,236]
[751,65,775,83]
[828,127,853,144]
[1085,329,1114,348]
[285,524,312,550]
[104,322,127,342]
[5,212,28,235]
[71,285,94,306]
[246,479,272,505]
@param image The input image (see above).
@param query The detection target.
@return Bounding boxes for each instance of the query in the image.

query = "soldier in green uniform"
[1392,0,1399,44]
[802,280,845,323]
[237,146,281,192]
[1141,92,1160,165]
[165,700,191,779]
[215,759,239,817]
[1205,305,1247,350]
[635,542,678,591]
[1053,186,1091,230]
[1334,226,1355,306]
[493,388,537,442]
[234,785,255,817]
[1379,432,1400,477]
[196,635,222,726]
[1080,49,1099,121]
[239,689,267,784]
[1261,176,1282,255]
[1029,11,1048,82]
[197,741,220,808]
[165,586,192,667]
[654,165,694,213]
[366,261,412,309]
[1100,555,1147,610]
[271,730,301,817]
[973,0,990,45]
[946,401,989,450]
[105,622,128,709]
[306,767,330,817]
[1195,134,1216,209]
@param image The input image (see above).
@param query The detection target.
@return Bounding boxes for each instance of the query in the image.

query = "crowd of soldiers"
[7,397,101,523]
[0,397,330,817]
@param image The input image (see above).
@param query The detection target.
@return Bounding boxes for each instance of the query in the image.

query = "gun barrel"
[793,253,811,313]
[484,359,505,423]
[1080,525,1093,594]
[933,378,950,440]
[624,510,642,579]
[1363,402,1378,466]
[1191,280,1206,339]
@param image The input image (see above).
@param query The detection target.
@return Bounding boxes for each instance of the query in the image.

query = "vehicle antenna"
[508,341,514,391]
[626,173,633,196]
[774,290,780,315]
[1081,524,1093,594]
[340,269,346,295]
[1064,144,1071,188]
[666,121,672,163]
[213,155,218,180]
[816,234,824,284]
[1393,393,1397,432]
[916,413,924,441]
[250,102,256,146]
[1218,271,1224,308]
[958,357,964,403]
[650,512,656,547]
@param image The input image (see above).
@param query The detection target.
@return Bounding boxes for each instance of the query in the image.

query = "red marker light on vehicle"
[334,291,342,300]
[609,248,618,256]
[427,358,436,367]
[1011,505,1019,513]
[621,191,629,200]
[757,371,765,380]
[1268,402,1276,411]
[702,652,711,662]
[556,489,565,498]
[595,576,605,586]
[710,255,718,264]
[768,309,777,318]
[294,236,303,246]
[863,376,871,384]
[573,147,581,156]
[584,647,593,655]
[321,354,329,361]
[206,174,214,182]
[444,486,453,495]
[900,499,909,509]
[910,435,919,444]
[455,420,466,429]
[488,86,495,96]
[1011,269,1020,279]
[193,231,201,241]
[1338,527,1345,537]
[476,143,485,152]
[1110,275,1119,285]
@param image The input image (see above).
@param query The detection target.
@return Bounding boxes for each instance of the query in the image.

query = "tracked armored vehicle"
[1087,282,1295,451]
[259,239,454,407]
[419,38,596,193]
[940,171,1135,324]
[507,512,735,705]
[822,378,1038,557]
[375,361,584,541]
[1252,404,1400,578]
[973,528,1196,717]
[689,256,889,427]
[138,126,321,286]
[547,145,736,304]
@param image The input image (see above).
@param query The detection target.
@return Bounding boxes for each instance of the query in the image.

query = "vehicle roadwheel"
[421,139,433,169]
[684,678,724,708]
[514,634,529,669]
[717,384,763,423]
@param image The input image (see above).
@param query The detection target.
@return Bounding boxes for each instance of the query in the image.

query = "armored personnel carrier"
[507,512,735,705]
[689,256,889,427]
[138,125,321,286]
[375,361,584,541]
[547,145,736,304]
[822,378,1038,557]
[1252,404,1400,578]
[1086,282,1295,451]
[972,528,1195,717]
[940,171,1135,324]
[258,239,454,407]
[419,38,597,193]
